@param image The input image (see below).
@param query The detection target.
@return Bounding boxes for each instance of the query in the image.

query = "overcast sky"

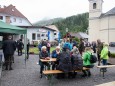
[0,0,115,23]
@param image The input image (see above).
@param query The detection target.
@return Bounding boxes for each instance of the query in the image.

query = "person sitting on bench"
[39,46,50,78]
[82,47,94,77]
[71,46,83,78]
[51,46,61,70]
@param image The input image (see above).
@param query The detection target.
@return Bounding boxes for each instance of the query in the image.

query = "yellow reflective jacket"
[101,46,109,60]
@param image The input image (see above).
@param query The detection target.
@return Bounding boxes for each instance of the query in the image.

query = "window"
[19,19,22,23]
[6,16,10,24]
[32,33,36,40]
[37,34,40,40]
[93,3,97,9]
[41,34,44,37]
[13,18,16,22]
[0,16,3,20]
[54,33,56,35]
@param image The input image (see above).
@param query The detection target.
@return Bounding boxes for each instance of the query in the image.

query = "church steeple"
[89,0,103,18]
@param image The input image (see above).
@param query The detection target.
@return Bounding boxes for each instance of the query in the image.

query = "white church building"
[88,0,115,44]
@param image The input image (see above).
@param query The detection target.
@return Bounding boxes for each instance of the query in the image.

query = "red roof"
[0,4,26,18]
[0,4,32,25]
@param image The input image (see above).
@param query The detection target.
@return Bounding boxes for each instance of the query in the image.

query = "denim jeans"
[102,59,107,65]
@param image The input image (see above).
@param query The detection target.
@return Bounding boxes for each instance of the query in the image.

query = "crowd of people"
[2,35,109,78]
[39,38,109,79]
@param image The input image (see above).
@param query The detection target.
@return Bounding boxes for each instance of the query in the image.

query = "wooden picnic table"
[40,58,57,62]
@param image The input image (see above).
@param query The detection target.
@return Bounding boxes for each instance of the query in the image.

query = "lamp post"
[66,28,68,33]
[66,28,68,40]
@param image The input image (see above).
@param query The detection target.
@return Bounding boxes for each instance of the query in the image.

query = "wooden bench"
[97,65,115,78]
[43,67,90,86]
[43,67,90,75]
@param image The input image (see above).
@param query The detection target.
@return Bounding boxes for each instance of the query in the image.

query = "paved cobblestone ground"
[1,54,115,86]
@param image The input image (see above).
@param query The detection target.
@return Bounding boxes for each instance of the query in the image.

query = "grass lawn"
[29,47,56,54]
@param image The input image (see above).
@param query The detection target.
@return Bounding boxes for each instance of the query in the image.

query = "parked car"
[109,42,115,47]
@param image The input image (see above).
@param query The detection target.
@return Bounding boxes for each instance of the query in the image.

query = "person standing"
[41,40,47,47]
[47,41,51,54]
[17,39,24,56]
[92,41,96,53]
[100,44,109,71]
[27,40,30,59]
[78,38,85,56]
[63,39,72,51]
[97,39,103,66]
[38,41,42,52]
[2,36,16,70]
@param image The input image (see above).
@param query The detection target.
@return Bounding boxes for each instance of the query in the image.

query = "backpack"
[57,52,72,73]
[72,54,83,70]
[88,53,97,63]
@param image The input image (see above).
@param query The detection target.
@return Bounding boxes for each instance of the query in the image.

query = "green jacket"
[82,51,93,66]
[101,46,109,60]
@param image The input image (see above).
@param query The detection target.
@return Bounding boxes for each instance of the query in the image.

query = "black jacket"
[57,51,72,73]
[17,41,24,50]
[39,51,49,59]
[2,39,16,55]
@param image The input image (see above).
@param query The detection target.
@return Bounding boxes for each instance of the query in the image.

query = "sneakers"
[5,68,8,70]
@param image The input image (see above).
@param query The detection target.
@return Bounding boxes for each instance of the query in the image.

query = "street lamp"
[66,28,68,32]
[66,28,68,40]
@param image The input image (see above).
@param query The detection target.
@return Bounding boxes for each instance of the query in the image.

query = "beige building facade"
[88,0,115,44]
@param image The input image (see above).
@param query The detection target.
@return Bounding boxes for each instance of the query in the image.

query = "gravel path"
[1,54,115,86]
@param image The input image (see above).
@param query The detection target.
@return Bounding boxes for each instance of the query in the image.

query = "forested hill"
[33,18,63,26]
[33,12,89,37]
[54,12,89,37]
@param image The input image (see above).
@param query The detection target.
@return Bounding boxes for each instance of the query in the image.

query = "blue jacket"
[63,42,72,51]
[52,50,61,58]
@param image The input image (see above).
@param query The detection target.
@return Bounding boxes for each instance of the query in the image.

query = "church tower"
[88,0,103,42]
[89,0,103,18]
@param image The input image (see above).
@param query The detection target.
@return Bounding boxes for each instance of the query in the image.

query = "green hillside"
[33,12,89,37]
[54,12,89,37]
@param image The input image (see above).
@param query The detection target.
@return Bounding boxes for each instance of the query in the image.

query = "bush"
[110,53,115,58]
[50,41,58,47]
[32,41,38,47]
[73,37,80,44]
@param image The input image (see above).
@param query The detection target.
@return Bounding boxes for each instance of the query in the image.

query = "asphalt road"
[1,54,115,86]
